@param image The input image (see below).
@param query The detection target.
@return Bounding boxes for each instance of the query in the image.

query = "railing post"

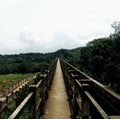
[81,94,90,119]
[73,76,78,118]
[29,85,37,119]
[39,75,45,116]
[72,74,80,118]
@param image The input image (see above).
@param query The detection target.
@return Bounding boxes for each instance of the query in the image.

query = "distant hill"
[54,47,82,68]
[0,47,82,74]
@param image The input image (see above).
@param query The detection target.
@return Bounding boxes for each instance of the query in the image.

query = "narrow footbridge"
[8,58,120,119]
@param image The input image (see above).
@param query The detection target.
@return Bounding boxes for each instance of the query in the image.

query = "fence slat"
[8,92,33,119]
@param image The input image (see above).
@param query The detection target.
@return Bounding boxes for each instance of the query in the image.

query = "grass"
[0,73,33,91]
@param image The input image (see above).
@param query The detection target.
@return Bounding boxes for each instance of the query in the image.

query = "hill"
[0,47,81,74]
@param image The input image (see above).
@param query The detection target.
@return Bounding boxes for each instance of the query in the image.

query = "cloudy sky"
[0,0,119,54]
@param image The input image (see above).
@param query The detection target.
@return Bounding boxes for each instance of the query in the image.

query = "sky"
[0,0,120,54]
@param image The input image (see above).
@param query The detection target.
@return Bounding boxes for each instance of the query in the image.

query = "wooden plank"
[36,80,42,88]
[76,97,82,112]
[8,92,33,119]
[75,79,82,87]
[109,116,120,119]
[36,98,42,111]
[75,79,89,90]
[85,91,109,119]
[78,79,91,83]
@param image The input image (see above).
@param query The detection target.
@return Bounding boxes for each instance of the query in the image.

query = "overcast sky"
[0,0,119,54]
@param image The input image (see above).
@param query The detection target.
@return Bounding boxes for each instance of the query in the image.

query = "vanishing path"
[40,59,71,119]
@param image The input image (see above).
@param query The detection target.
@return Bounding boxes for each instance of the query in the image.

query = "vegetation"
[79,21,120,92]
[0,73,32,91]
[0,48,79,75]
[0,53,56,74]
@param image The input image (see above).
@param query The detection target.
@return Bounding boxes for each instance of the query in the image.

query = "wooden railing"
[60,59,120,119]
[8,59,57,119]
[6,58,120,119]
[0,74,36,98]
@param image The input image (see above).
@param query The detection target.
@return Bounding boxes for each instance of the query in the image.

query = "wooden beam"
[109,116,120,119]
[8,92,33,119]
[85,91,109,119]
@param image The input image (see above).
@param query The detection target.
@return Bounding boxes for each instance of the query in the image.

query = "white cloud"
[0,0,120,54]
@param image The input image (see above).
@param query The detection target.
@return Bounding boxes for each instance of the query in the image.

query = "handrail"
[0,74,36,98]
[8,92,33,119]
[7,58,120,119]
[60,59,120,119]
[84,91,109,119]
[8,58,57,119]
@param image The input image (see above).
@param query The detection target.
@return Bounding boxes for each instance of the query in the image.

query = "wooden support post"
[73,89,78,118]
[29,85,37,119]
[81,94,90,119]
[46,70,50,90]
[39,75,45,115]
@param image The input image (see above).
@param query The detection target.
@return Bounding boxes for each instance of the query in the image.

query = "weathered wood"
[60,59,120,118]
[7,58,58,119]
[8,92,33,119]
[109,116,120,119]
[29,85,37,119]
[85,91,109,119]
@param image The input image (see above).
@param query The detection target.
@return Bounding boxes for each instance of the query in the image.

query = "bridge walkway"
[40,59,71,119]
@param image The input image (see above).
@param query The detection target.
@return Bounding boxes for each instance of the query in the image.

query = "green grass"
[0,73,33,91]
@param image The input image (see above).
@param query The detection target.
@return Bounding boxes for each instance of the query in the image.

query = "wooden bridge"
[6,58,120,119]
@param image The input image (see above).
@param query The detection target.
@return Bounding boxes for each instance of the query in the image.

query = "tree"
[111,21,120,36]
[111,21,120,46]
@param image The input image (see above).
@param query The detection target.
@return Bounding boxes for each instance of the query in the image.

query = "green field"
[0,73,32,91]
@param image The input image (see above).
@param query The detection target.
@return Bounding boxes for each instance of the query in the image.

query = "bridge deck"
[40,59,71,119]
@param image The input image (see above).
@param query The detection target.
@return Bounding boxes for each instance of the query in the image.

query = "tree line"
[79,21,120,92]
[0,53,56,74]
[0,48,80,74]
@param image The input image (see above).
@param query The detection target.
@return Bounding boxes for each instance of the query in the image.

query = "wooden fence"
[8,59,57,119]
[0,74,36,98]
[60,59,120,119]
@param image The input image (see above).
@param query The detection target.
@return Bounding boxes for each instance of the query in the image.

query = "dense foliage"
[79,22,120,92]
[0,48,80,74]
[0,53,56,74]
